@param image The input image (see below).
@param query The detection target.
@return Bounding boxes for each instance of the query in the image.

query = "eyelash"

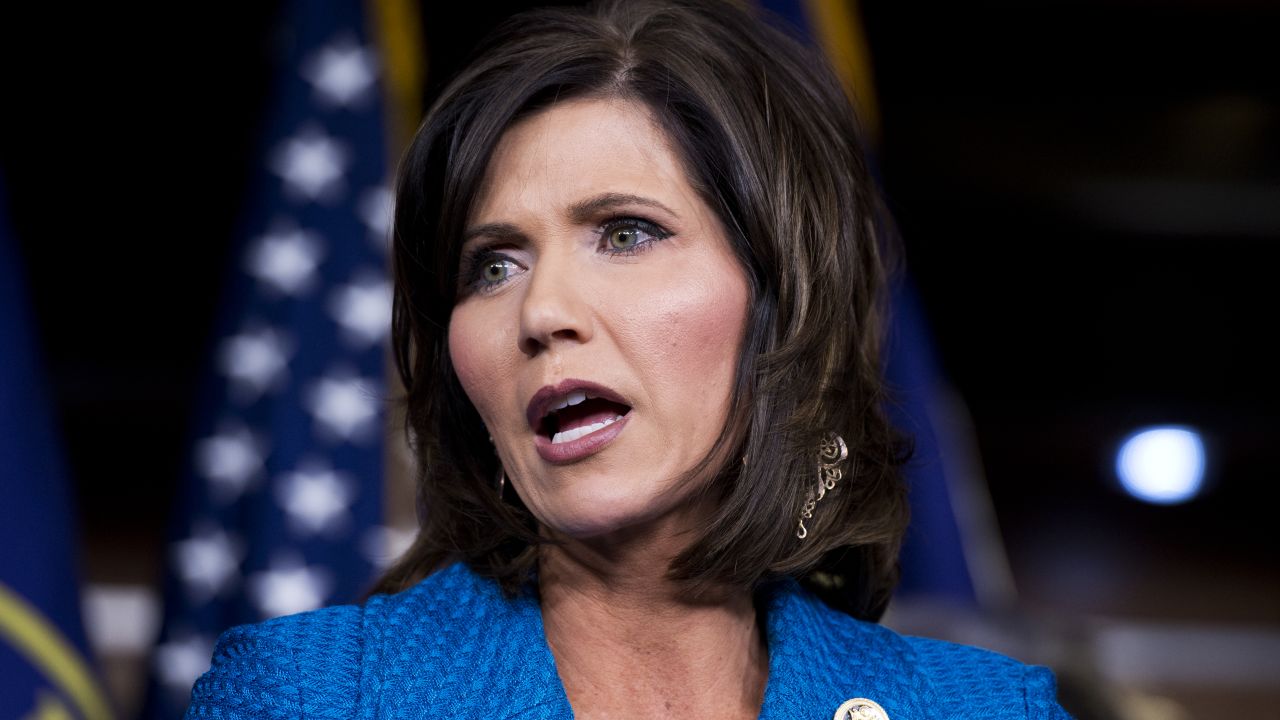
[459,216,672,293]
[598,216,671,257]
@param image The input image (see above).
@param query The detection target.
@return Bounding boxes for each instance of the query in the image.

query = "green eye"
[463,253,522,293]
[599,218,670,255]
[481,259,514,283]
[607,227,642,250]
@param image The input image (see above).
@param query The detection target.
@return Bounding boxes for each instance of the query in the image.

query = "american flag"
[143,0,409,714]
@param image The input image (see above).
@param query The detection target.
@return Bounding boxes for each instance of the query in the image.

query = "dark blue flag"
[0,176,113,719]
[142,0,406,715]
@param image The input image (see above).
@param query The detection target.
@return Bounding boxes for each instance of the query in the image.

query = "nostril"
[519,328,583,358]
[519,335,546,358]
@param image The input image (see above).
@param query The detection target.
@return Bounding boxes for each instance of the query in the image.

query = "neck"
[538,533,768,720]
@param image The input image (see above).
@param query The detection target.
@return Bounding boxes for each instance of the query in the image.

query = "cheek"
[448,305,517,423]
[626,267,749,406]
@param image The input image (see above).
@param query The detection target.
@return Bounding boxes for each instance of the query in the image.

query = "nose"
[517,254,593,357]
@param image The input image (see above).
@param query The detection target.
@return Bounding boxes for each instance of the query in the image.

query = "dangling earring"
[796,432,849,539]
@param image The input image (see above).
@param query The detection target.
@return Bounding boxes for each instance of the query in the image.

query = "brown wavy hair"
[374,0,910,620]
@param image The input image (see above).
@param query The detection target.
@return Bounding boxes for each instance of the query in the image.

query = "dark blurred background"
[2,1,1277,718]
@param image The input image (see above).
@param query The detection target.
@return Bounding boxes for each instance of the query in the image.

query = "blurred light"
[83,584,160,654]
[1116,426,1205,505]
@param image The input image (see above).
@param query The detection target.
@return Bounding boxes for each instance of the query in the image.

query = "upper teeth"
[550,390,588,412]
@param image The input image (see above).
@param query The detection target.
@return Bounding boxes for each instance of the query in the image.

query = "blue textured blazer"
[187,561,1070,719]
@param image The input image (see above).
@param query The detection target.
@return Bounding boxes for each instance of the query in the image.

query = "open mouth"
[537,390,632,445]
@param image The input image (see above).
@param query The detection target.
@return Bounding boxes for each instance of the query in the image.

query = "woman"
[188,1,1070,718]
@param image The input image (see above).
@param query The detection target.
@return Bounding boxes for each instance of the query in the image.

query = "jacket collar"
[388,563,940,720]
[757,577,942,720]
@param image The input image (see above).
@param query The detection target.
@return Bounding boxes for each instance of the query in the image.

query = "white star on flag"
[270,125,350,202]
[302,37,379,108]
[195,424,267,502]
[360,525,418,569]
[248,556,334,619]
[155,2,396,711]
[358,185,394,250]
[246,225,325,296]
[154,630,215,693]
[172,526,243,602]
[218,324,292,402]
[328,271,391,346]
[275,463,356,535]
[304,370,381,443]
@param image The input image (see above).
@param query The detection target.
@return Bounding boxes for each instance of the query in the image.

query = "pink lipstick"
[527,379,632,464]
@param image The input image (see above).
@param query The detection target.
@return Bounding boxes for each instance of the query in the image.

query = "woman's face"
[448,97,750,540]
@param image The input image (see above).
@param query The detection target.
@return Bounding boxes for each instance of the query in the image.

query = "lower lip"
[534,414,630,464]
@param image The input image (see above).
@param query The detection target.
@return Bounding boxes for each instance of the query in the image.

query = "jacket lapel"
[758,579,952,720]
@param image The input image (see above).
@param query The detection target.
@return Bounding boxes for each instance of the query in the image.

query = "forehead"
[469,96,701,225]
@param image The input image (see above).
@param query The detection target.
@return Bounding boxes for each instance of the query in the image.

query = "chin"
[531,480,682,541]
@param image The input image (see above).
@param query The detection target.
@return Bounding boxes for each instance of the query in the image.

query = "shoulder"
[764,584,1070,719]
[185,603,366,719]
[184,562,536,719]
[901,636,1068,719]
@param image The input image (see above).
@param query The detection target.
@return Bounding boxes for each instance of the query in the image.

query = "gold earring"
[796,432,849,539]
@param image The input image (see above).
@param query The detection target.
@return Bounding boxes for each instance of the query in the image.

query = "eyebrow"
[462,192,680,243]
[566,192,680,224]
